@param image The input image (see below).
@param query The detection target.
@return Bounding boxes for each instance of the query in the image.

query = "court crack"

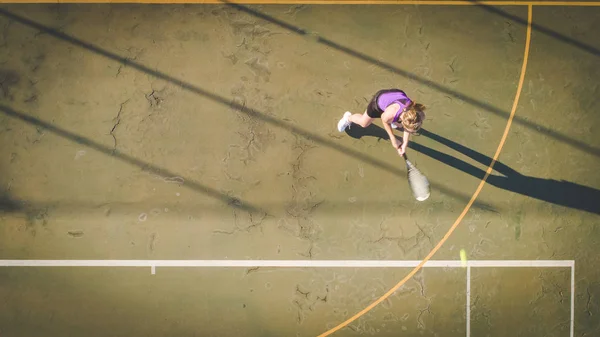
[292,283,329,325]
[585,286,594,316]
[413,269,427,298]
[279,137,323,255]
[109,99,129,153]
[245,266,259,275]
[144,89,163,110]
[298,243,315,259]
[213,209,270,235]
[417,302,433,330]
[371,222,426,258]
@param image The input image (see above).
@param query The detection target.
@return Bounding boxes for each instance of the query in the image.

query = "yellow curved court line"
[318,4,533,337]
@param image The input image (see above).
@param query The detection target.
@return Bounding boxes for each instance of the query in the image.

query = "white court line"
[466,266,471,337]
[571,264,575,337]
[0,259,575,268]
[0,259,574,337]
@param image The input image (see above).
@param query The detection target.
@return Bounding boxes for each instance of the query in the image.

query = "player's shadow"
[346,124,600,215]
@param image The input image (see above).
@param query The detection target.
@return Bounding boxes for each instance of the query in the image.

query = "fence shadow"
[0,104,263,214]
[223,1,600,158]
[0,8,494,208]
[471,0,600,57]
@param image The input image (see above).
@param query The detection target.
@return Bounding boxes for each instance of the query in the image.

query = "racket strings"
[406,161,430,201]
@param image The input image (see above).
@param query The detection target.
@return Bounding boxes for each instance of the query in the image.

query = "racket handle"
[402,153,415,171]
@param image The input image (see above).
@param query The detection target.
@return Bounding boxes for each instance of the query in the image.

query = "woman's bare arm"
[381,104,401,149]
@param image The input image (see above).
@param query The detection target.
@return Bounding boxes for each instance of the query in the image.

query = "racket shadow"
[346,124,600,215]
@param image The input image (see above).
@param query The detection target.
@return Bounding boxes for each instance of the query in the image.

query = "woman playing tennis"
[337,89,426,156]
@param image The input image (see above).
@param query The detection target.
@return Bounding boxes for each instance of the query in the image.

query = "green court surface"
[0,2,598,336]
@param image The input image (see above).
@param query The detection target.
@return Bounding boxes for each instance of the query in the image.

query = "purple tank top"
[377,91,412,123]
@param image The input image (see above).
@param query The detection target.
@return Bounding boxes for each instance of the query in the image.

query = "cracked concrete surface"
[0,3,599,337]
[109,99,128,152]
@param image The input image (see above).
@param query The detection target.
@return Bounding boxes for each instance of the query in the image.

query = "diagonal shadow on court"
[0,9,496,209]
[347,124,600,215]
[223,1,600,158]
[0,104,263,214]
[0,100,496,214]
[0,191,22,212]
[471,0,600,57]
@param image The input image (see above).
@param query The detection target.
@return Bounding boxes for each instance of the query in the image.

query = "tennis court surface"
[0,1,598,336]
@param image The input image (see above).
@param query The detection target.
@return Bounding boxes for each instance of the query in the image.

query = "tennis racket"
[402,153,430,201]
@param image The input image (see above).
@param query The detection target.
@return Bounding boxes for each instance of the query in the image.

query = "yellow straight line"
[0,0,600,6]
[317,4,533,337]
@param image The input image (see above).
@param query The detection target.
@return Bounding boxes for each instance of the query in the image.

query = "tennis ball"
[460,249,467,267]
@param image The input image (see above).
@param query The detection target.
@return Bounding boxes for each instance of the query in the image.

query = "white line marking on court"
[466,265,471,337]
[0,259,574,268]
[571,264,575,337]
[0,259,574,336]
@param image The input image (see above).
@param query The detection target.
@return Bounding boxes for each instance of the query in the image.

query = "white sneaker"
[337,111,352,132]
[391,123,399,129]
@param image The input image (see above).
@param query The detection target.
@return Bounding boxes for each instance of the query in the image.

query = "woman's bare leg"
[349,111,373,128]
